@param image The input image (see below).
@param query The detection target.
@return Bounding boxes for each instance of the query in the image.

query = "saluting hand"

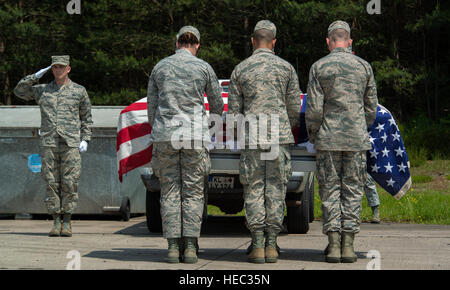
[35,66,52,79]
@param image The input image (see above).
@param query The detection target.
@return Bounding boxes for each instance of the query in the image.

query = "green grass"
[313,187,450,225]
[412,175,433,183]
[207,160,450,225]
[314,159,450,225]
[211,187,450,225]
[207,205,244,216]
[360,189,450,224]
[410,159,449,174]
[407,145,429,167]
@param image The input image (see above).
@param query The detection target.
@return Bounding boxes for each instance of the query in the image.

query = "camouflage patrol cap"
[176,26,200,42]
[254,20,276,38]
[328,20,351,35]
[51,55,70,66]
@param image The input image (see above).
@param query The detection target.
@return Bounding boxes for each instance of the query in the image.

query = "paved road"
[0,216,449,270]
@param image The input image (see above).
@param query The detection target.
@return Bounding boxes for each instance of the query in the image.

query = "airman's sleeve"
[285,65,302,129]
[227,68,243,115]
[79,88,93,142]
[146,70,159,127]
[13,74,46,103]
[205,64,224,117]
[305,64,324,144]
[364,65,378,128]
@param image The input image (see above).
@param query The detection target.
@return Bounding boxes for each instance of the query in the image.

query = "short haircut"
[177,32,199,47]
[253,29,275,45]
[328,28,350,42]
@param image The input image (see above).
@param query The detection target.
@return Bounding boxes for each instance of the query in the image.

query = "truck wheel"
[146,190,162,233]
[287,190,310,234]
[120,197,131,221]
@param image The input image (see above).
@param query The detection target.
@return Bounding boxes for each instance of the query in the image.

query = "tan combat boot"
[341,232,357,263]
[167,238,180,263]
[325,231,341,263]
[49,215,62,237]
[265,232,278,263]
[371,206,380,223]
[60,214,72,237]
[248,231,265,264]
[183,237,198,264]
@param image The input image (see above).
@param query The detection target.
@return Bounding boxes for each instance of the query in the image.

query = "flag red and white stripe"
[117,98,153,182]
[116,80,305,182]
[116,90,230,182]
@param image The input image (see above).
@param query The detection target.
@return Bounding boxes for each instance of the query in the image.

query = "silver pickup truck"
[142,147,315,234]
[141,81,316,234]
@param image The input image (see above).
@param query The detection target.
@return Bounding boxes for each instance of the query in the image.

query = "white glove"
[78,141,88,153]
[306,141,316,154]
[207,143,216,151]
[35,66,52,78]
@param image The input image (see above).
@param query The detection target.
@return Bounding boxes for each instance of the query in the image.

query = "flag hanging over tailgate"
[117,90,411,200]
[116,91,230,182]
[116,89,306,182]
[117,81,235,182]
[367,104,412,199]
[116,98,152,182]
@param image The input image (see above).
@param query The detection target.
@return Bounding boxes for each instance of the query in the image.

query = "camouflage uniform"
[306,22,378,235]
[14,59,92,215]
[152,142,211,238]
[147,46,224,239]
[239,145,291,233]
[228,24,302,234]
[315,150,367,234]
[365,174,380,207]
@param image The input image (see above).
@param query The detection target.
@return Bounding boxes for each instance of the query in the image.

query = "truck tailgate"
[209,147,316,174]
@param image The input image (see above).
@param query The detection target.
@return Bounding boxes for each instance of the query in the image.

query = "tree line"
[1,0,449,123]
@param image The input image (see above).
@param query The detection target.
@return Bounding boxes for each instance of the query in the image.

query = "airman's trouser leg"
[240,145,291,234]
[365,174,380,223]
[152,142,209,239]
[152,143,181,238]
[42,146,61,214]
[60,145,81,215]
[180,147,210,238]
[364,174,380,208]
[316,150,366,235]
[41,140,80,215]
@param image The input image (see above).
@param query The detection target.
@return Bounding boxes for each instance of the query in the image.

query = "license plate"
[209,176,234,189]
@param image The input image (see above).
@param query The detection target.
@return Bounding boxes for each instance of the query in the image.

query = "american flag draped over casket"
[116,90,410,199]
[116,87,306,182]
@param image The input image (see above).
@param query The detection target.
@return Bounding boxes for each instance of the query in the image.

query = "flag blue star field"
[367,104,412,199]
